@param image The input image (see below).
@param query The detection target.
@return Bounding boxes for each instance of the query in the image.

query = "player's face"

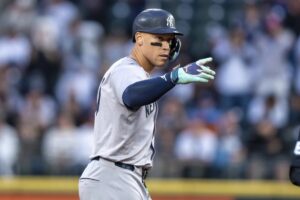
[141,33,175,67]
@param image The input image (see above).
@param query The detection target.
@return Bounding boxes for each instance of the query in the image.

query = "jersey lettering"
[294,142,300,155]
[145,103,155,117]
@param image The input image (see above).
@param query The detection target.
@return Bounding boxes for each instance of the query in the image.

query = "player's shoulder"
[108,57,145,76]
[102,57,148,83]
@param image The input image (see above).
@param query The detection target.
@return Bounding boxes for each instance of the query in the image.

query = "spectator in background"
[17,117,43,174]
[157,97,187,135]
[44,0,79,38]
[0,0,37,35]
[152,128,179,177]
[72,114,94,174]
[102,31,132,67]
[247,93,289,129]
[242,1,262,41]
[61,16,104,72]
[174,119,218,178]
[27,16,62,96]
[188,92,222,128]
[253,9,294,98]
[167,81,194,105]
[0,26,31,69]
[55,67,97,112]
[17,87,56,174]
[214,109,246,178]
[42,111,77,175]
[79,0,109,27]
[153,98,187,177]
[0,109,19,175]
[213,23,256,112]
[56,16,103,111]
[284,0,300,36]
[18,87,57,130]
[55,19,103,111]
[245,119,289,179]
[294,36,300,95]
[0,66,23,126]
[290,36,300,125]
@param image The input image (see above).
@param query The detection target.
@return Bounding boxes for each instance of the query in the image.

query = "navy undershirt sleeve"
[122,72,175,110]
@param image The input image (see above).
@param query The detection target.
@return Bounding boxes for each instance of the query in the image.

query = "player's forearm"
[122,72,175,110]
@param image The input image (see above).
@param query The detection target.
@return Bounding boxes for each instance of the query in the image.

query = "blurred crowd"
[0,0,299,180]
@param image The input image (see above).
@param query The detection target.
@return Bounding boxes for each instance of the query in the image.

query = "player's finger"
[200,65,216,75]
[196,57,213,65]
[195,77,209,82]
[196,71,215,80]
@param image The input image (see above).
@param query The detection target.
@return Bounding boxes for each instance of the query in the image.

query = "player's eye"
[155,36,163,42]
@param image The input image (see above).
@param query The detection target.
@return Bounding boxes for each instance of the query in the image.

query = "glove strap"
[170,68,179,84]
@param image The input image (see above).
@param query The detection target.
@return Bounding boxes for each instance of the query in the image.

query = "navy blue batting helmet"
[132,8,183,42]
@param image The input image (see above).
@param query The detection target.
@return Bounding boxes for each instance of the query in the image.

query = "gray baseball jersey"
[91,57,158,168]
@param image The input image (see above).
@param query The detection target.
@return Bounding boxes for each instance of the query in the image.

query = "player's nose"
[161,40,170,50]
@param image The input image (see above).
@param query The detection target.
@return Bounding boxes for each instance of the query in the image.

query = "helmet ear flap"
[169,37,181,62]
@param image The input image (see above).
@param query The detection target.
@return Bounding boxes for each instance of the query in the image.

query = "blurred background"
[0,0,300,199]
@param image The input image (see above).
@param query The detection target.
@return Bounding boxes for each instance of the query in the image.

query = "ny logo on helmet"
[166,15,175,28]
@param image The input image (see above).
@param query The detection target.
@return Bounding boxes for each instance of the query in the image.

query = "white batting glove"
[170,57,216,84]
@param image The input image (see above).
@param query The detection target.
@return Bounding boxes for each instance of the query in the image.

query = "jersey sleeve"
[110,64,147,105]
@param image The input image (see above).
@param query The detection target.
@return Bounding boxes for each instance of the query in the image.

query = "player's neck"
[130,47,154,73]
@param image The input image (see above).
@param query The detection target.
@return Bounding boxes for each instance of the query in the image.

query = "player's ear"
[136,32,143,46]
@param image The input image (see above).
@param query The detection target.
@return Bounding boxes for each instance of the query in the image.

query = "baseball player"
[290,129,300,186]
[78,8,216,200]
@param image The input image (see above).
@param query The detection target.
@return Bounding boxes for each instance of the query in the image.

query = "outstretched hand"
[171,57,216,84]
